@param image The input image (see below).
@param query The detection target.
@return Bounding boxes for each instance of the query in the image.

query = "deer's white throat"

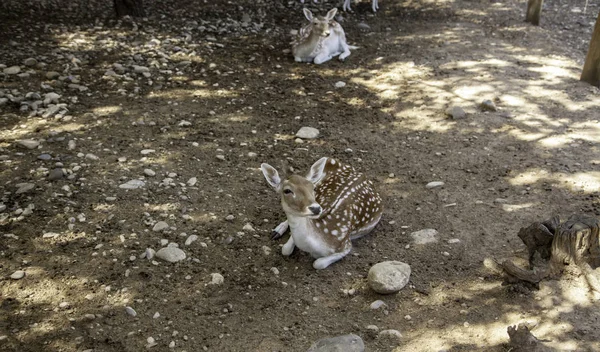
[285,213,334,258]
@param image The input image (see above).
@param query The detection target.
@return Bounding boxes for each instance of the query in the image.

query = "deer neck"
[295,31,325,57]
[286,213,314,235]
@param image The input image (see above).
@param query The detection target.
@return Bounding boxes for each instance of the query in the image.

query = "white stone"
[17,139,40,149]
[307,334,364,352]
[153,221,169,232]
[141,149,155,155]
[334,81,346,88]
[125,306,137,316]
[15,183,35,194]
[185,234,198,246]
[178,120,192,127]
[156,247,186,262]
[42,232,60,238]
[411,228,439,244]
[243,223,255,232]
[209,273,224,285]
[119,180,145,189]
[296,127,320,139]
[144,169,156,177]
[145,248,156,260]
[187,177,197,186]
[426,181,444,189]
[370,300,387,309]
[85,153,99,161]
[3,66,20,75]
[10,270,25,279]
[367,261,411,294]
[378,329,402,341]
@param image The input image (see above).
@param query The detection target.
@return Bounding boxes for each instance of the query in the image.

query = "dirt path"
[1,0,600,351]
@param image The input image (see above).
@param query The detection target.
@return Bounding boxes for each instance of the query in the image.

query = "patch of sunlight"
[501,203,536,212]
[148,88,237,99]
[507,129,546,142]
[93,105,122,116]
[453,84,495,100]
[227,114,251,122]
[0,119,49,140]
[510,169,600,193]
[498,94,526,107]
[529,65,573,80]
[145,203,181,212]
[93,204,115,212]
[539,135,572,147]
[190,80,208,86]
[273,134,295,141]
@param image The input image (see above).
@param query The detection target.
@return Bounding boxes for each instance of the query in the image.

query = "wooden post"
[113,0,145,17]
[525,0,543,26]
[581,11,600,87]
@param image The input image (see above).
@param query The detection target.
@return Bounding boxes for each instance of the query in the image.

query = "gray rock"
[209,273,224,285]
[3,66,20,75]
[445,106,466,119]
[48,168,64,181]
[426,181,444,189]
[145,248,155,260]
[119,180,145,189]
[411,228,438,244]
[85,153,99,161]
[43,92,60,105]
[143,169,156,177]
[0,204,6,212]
[140,149,155,155]
[125,306,137,317]
[357,22,371,30]
[15,183,35,194]
[23,58,38,66]
[152,221,169,232]
[378,329,402,341]
[133,65,150,73]
[156,247,186,262]
[296,127,320,139]
[46,71,60,79]
[308,334,365,352]
[481,99,497,112]
[17,139,40,149]
[334,81,346,88]
[38,154,52,161]
[367,261,411,294]
[187,177,197,186]
[10,270,25,279]
[185,234,198,246]
[370,300,387,309]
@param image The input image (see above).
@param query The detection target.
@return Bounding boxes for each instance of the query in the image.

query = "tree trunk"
[551,214,600,292]
[581,11,600,87]
[114,0,145,17]
[526,0,543,26]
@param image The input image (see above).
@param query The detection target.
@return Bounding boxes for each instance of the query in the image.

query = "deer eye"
[283,189,294,195]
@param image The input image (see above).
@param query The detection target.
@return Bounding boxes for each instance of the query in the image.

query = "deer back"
[313,158,383,240]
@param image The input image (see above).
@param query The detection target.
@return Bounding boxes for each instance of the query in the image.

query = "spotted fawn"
[261,157,383,269]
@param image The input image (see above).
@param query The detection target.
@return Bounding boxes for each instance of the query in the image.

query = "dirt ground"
[1,0,600,351]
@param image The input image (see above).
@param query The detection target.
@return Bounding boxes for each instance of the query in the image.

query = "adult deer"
[291,8,356,64]
[261,157,383,269]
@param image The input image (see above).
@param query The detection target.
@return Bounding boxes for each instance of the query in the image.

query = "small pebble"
[10,270,25,280]
[125,306,137,317]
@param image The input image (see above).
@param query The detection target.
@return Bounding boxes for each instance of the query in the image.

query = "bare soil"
[1,0,600,351]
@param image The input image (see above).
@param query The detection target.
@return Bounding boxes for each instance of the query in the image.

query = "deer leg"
[271,220,289,240]
[314,53,333,65]
[313,247,352,269]
[373,0,379,12]
[282,235,296,256]
[338,45,351,61]
[343,0,352,12]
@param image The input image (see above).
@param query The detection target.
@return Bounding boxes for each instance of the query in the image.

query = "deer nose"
[308,205,322,215]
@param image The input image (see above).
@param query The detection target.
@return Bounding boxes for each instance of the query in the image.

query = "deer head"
[261,157,328,218]
[302,8,338,38]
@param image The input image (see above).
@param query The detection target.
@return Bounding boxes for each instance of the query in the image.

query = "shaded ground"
[1,0,600,351]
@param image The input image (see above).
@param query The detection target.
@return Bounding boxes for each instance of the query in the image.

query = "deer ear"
[326,8,338,20]
[306,157,328,185]
[261,163,281,189]
[303,8,314,21]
